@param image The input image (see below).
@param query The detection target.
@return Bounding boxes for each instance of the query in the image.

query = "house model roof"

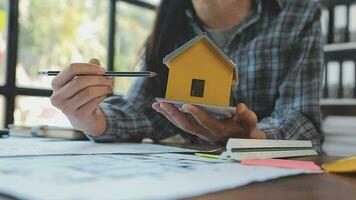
[162,33,238,82]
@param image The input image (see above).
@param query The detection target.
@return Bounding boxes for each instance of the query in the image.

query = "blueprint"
[0,137,197,157]
[0,153,310,200]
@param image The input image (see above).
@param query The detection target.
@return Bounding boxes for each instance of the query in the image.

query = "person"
[50,0,324,151]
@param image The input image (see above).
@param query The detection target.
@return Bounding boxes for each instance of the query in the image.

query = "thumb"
[234,103,257,129]
[89,58,101,66]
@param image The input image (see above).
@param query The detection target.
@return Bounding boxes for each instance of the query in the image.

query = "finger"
[160,103,217,141]
[78,95,107,115]
[52,63,105,90]
[89,58,101,66]
[58,86,111,116]
[235,103,257,128]
[66,86,112,111]
[152,102,160,110]
[152,103,182,129]
[56,76,113,100]
[160,103,194,129]
[182,104,228,137]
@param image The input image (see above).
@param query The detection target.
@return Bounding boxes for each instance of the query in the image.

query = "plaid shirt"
[91,0,324,152]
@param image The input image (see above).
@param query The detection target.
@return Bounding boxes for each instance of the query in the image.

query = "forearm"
[88,96,180,143]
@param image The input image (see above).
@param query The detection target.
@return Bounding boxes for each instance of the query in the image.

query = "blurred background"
[0,0,355,156]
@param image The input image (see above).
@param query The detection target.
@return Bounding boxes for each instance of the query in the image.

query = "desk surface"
[190,155,356,200]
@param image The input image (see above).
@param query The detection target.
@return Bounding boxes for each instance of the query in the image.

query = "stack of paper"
[221,139,318,161]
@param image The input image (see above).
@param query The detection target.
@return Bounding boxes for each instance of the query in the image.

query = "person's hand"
[50,58,113,136]
[152,102,266,143]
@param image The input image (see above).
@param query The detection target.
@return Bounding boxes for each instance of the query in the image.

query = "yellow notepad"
[0,11,5,30]
[322,156,356,173]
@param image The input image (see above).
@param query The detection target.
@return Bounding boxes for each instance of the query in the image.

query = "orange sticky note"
[241,159,322,172]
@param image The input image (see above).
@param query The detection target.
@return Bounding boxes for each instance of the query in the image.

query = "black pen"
[38,71,159,77]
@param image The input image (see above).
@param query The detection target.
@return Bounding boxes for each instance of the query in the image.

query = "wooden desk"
[190,155,356,200]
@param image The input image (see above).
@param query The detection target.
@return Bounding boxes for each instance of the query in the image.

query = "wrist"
[86,107,107,137]
[69,107,107,137]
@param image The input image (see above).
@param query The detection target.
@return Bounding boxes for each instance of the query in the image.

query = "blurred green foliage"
[16,0,155,94]
[17,0,108,88]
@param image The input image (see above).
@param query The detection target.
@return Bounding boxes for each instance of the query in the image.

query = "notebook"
[221,138,318,161]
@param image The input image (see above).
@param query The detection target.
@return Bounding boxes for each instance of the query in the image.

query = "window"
[0,0,158,128]
[350,4,356,42]
[326,62,340,98]
[190,79,205,97]
[342,61,355,98]
[320,9,329,43]
[333,5,347,43]
[0,96,4,128]
[114,1,155,94]
[17,0,109,89]
[0,0,7,85]
[14,96,71,127]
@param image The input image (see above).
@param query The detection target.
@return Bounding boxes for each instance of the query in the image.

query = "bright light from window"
[342,61,355,98]
[321,9,328,42]
[15,96,71,127]
[350,4,356,41]
[142,0,160,6]
[16,0,108,89]
[327,62,340,98]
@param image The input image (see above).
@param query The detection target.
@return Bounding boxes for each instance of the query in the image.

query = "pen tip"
[150,72,159,77]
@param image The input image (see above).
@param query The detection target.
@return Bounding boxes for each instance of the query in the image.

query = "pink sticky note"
[241,159,322,172]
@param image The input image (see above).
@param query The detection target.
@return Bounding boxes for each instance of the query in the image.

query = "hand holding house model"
[156,33,239,117]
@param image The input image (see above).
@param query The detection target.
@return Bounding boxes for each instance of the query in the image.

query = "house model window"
[162,33,238,106]
[190,79,205,97]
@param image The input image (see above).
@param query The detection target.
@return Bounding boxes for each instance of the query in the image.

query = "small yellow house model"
[162,33,238,106]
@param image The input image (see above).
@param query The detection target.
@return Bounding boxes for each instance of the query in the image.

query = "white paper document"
[0,138,197,157]
[0,154,311,200]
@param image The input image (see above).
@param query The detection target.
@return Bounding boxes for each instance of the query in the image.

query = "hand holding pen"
[48,58,155,137]
[39,71,158,77]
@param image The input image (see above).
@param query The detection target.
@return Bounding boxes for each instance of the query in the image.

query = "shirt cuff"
[257,124,284,140]
[257,112,322,152]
